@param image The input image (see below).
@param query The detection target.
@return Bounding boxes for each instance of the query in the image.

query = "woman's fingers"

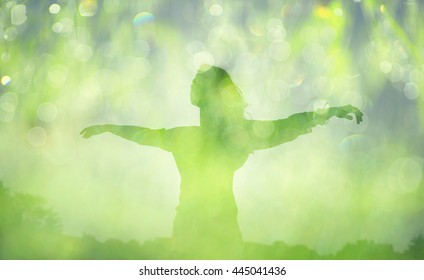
[80,127,93,138]
[342,106,364,124]
[336,106,364,124]
[355,112,363,124]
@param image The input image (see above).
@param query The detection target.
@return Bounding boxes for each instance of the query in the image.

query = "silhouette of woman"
[81,65,363,258]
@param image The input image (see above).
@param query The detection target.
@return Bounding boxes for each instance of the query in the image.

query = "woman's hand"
[329,105,364,124]
[80,125,108,138]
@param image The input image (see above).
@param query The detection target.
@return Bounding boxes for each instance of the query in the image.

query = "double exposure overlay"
[1,1,424,259]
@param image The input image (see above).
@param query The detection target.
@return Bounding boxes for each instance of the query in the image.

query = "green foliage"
[331,240,401,260]
[1,179,424,259]
[402,235,424,259]
[0,181,423,260]
[0,182,61,259]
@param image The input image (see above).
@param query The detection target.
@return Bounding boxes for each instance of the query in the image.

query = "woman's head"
[190,65,246,120]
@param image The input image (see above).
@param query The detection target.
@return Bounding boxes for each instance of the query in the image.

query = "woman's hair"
[190,65,246,119]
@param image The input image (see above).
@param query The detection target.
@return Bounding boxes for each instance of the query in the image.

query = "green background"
[1,0,424,259]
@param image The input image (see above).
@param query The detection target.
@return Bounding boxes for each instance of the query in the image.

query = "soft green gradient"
[1,0,423,257]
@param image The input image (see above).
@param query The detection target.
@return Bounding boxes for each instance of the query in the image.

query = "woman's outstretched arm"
[250,105,363,150]
[80,124,171,151]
